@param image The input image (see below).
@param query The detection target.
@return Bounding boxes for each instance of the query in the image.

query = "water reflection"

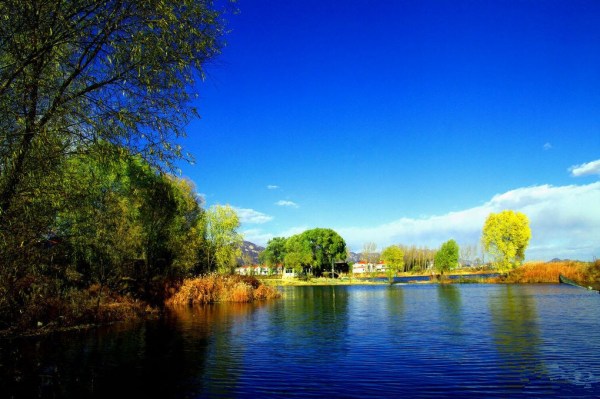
[169,303,260,398]
[279,286,350,359]
[384,286,405,339]
[2,285,600,397]
[437,284,463,338]
[489,285,548,392]
[0,319,210,398]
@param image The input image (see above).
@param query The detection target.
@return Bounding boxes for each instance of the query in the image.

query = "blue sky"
[180,0,600,260]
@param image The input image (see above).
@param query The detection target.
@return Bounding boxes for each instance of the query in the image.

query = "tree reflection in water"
[489,285,548,390]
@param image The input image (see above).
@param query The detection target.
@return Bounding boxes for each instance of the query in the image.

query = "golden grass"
[166,274,281,306]
[490,260,595,284]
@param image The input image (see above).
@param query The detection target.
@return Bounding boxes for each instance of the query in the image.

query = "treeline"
[399,244,483,272]
[397,245,438,272]
[359,243,438,273]
[359,208,532,275]
[0,144,243,329]
[0,0,231,330]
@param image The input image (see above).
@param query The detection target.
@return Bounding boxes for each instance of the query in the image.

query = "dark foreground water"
[1,284,600,398]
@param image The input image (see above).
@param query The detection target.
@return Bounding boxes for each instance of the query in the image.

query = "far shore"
[260,261,600,288]
[259,268,494,287]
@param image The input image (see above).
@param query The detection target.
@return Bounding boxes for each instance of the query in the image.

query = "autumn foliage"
[167,274,281,306]
[491,260,596,284]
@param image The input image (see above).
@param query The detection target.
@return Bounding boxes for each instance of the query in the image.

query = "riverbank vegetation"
[490,259,600,285]
[167,275,281,306]
[0,0,241,334]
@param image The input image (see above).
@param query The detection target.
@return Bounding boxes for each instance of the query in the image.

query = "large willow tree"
[0,0,226,217]
[0,1,228,327]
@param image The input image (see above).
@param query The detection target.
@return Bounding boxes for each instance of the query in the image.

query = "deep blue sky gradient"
[179,0,600,256]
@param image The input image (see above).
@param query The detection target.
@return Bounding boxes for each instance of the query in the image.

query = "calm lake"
[1,284,600,398]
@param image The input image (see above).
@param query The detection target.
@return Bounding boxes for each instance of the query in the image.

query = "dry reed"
[166,274,281,306]
[492,260,594,283]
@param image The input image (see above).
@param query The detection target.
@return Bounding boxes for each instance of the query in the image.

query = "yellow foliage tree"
[381,245,405,283]
[482,210,531,273]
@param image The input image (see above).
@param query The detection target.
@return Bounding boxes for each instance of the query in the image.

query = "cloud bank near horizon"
[339,182,600,260]
[242,181,600,261]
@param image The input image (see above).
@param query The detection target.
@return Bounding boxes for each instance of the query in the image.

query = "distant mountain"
[238,241,265,265]
[348,252,361,263]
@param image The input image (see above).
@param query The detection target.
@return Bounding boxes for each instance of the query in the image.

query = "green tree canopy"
[381,245,405,283]
[434,239,459,276]
[303,228,347,274]
[284,234,313,274]
[482,210,531,273]
[56,144,206,285]
[283,228,347,275]
[259,237,287,268]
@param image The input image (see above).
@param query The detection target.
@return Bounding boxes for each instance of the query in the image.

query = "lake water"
[1,284,600,398]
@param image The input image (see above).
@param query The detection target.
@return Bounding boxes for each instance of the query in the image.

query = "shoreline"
[259,268,498,287]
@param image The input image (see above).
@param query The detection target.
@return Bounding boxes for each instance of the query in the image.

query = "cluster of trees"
[259,228,347,276]
[395,245,438,272]
[357,243,436,274]
[0,0,231,328]
[0,142,244,324]
[349,210,531,277]
[256,210,531,280]
[429,210,531,274]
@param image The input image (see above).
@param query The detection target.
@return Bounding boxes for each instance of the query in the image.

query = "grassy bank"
[167,274,281,306]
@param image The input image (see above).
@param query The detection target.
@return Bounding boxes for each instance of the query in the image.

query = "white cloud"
[543,142,552,150]
[232,207,273,224]
[241,229,274,246]
[337,182,600,261]
[267,185,279,190]
[569,159,600,177]
[276,200,299,208]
